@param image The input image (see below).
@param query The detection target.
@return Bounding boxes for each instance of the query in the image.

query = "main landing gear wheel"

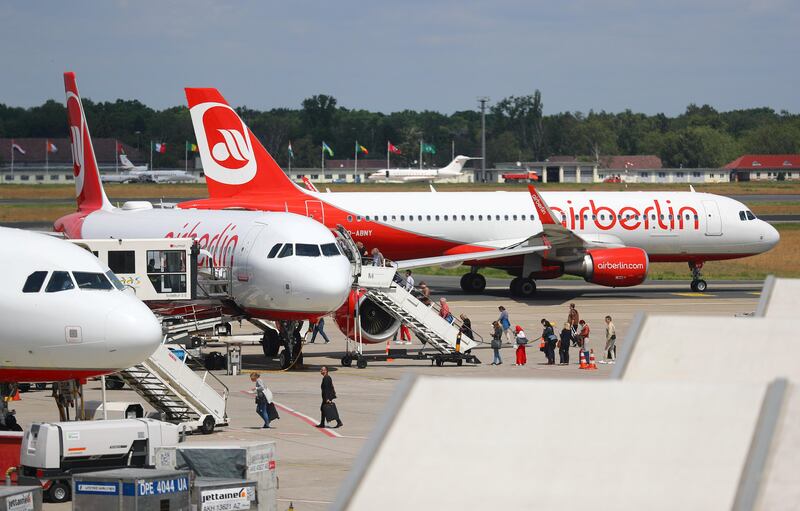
[691,280,708,292]
[510,277,536,297]
[341,354,353,367]
[459,273,486,293]
[688,261,707,293]
[47,481,70,503]
[279,348,292,369]
[261,329,280,358]
[356,357,368,369]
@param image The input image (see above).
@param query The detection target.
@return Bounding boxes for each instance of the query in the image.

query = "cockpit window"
[45,271,75,293]
[105,270,125,291]
[22,271,48,293]
[296,243,321,257]
[321,243,341,256]
[739,211,746,221]
[267,244,282,258]
[73,272,113,290]
[746,211,756,220]
[277,244,294,258]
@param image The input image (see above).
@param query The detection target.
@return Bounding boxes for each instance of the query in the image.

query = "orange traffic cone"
[579,351,588,369]
[588,350,598,370]
[11,389,21,401]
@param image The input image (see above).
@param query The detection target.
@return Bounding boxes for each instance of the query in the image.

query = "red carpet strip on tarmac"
[274,402,342,438]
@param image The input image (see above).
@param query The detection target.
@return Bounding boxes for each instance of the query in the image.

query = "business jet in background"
[0,226,163,428]
[100,154,197,184]
[367,155,480,183]
[179,87,779,299]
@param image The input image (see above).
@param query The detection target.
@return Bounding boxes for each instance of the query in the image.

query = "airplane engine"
[333,289,401,344]
[563,247,649,287]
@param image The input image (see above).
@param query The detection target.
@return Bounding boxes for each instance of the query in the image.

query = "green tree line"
[1,93,798,168]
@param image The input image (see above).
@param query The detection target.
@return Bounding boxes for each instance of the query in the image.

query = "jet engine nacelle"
[563,247,649,287]
[333,289,401,344]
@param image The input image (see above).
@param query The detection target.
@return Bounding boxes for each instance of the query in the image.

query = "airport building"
[725,154,800,181]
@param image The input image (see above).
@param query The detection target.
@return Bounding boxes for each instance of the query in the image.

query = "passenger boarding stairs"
[358,266,479,357]
[119,344,229,434]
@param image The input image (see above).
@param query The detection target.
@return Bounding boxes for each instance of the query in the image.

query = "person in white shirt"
[600,316,617,364]
[404,270,415,291]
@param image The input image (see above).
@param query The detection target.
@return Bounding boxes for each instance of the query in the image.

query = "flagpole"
[321,144,324,173]
[150,141,153,171]
[452,140,455,161]
[45,140,49,173]
[419,140,422,170]
[115,139,119,174]
[10,139,14,174]
[354,141,358,179]
[386,141,390,170]
[288,145,292,173]
[184,141,188,173]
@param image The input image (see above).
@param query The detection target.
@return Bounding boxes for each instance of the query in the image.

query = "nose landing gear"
[689,262,708,292]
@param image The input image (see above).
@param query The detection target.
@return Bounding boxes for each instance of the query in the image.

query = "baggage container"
[192,478,257,511]
[72,468,190,511]
[0,485,42,511]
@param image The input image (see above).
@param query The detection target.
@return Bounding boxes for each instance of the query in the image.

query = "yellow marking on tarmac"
[748,292,762,296]
[672,292,717,297]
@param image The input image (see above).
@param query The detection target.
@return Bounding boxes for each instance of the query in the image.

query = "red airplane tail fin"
[185,88,302,199]
[63,72,112,212]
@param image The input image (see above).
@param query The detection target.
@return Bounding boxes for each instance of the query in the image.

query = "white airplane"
[0,226,162,429]
[179,87,781,303]
[120,154,147,172]
[367,155,480,183]
[99,155,196,184]
[55,72,356,365]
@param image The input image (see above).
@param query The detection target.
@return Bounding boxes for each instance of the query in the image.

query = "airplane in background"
[54,72,361,367]
[367,155,480,183]
[179,87,780,301]
[100,154,196,184]
[0,226,162,428]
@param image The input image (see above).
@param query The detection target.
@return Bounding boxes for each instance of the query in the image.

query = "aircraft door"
[305,200,325,223]
[236,224,265,282]
[702,201,722,236]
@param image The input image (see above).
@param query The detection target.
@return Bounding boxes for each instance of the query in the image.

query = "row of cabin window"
[347,213,535,223]
[739,210,757,221]
[560,213,700,222]
[267,242,342,259]
[22,270,124,293]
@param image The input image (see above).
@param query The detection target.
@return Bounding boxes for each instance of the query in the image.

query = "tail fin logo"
[190,102,257,185]
[65,92,86,196]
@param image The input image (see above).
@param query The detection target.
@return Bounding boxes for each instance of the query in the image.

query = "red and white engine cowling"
[563,247,649,287]
[333,289,401,343]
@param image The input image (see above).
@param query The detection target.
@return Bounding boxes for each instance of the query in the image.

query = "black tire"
[694,279,708,292]
[341,355,353,367]
[457,359,463,366]
[509,277,523,296]
[459,273,472,292]
[517,279,537,297]
[279,349,292,369]
[189,336,202,349]
[47,481,70,503]
[105,377,124,391]
[261,330,280,358]
[200,416,215,434]
[356,357,367,369]
[435,357,443,367]
[690,280,698,292]
[470,273,486,292]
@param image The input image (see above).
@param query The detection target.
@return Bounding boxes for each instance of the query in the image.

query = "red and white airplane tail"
[185,88,302,199]
[63,72,112,212]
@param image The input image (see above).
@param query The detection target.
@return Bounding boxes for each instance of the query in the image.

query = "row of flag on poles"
[289,140,436,159]
[9,139,58,155]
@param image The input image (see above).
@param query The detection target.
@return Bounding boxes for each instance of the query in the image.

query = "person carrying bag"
[514,325,528,366]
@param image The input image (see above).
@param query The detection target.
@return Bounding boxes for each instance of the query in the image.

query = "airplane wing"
[395,244,549,270]
[301,176,320,192]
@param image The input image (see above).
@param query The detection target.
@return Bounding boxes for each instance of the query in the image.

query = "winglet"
[528,185,558,225]
[301,176,319,193]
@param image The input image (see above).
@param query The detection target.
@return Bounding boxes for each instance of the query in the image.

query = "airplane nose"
[760,222,780,251]
[294,258,352,311]
[105,299,162,366]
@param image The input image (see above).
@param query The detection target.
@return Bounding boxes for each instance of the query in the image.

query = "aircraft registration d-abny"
[0,227,163,390]
[54,72,364,367]
[180,87,780,300]
[367,155,480,183]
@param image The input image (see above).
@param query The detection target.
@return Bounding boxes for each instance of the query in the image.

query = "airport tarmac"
[12,278,761,510]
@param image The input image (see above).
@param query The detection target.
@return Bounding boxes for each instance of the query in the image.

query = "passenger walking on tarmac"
[578,320,591,366]
[439,298,454,323]
[404,270,415,291]
[558,322,571,365]
[250,372,275,429]
[514,325,528,366]
[316,366,342,429]
[459,313,473,339]
[490,321,503,365]
[541,319,558,365]
[309,317,331,344]
[600,316,617,364]
[568,303,580,347]
[371,248,384,266]
[498,306,511,342]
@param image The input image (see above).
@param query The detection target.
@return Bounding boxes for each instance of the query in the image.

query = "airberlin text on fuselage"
[550,199,700,231]
[165,222,239,266]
